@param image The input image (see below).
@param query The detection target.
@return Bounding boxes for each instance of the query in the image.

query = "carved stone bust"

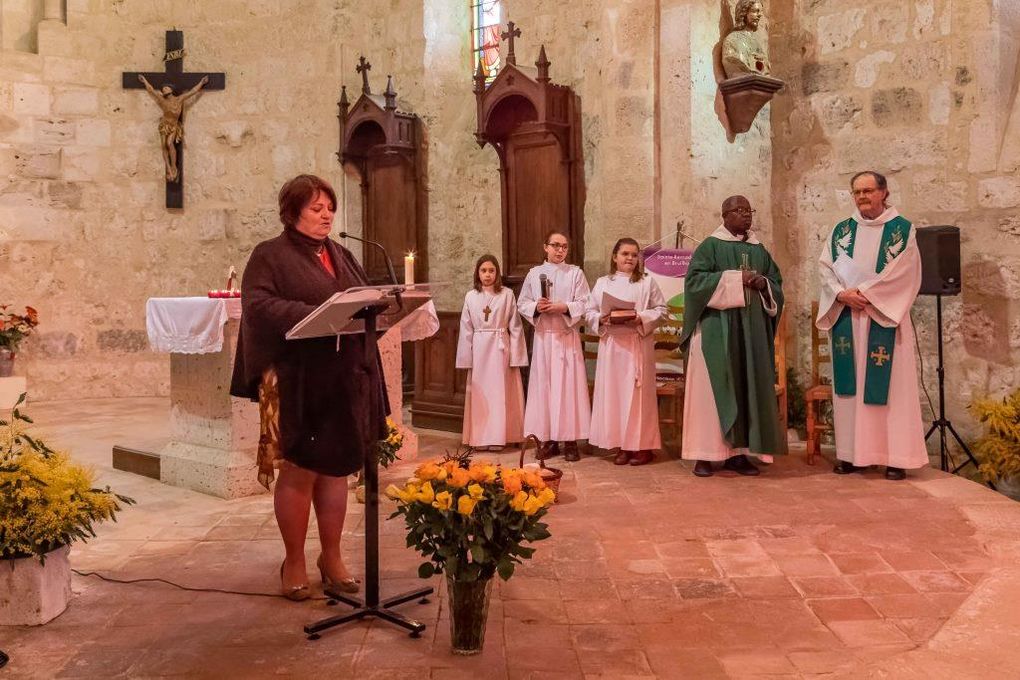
[722,0,770,78]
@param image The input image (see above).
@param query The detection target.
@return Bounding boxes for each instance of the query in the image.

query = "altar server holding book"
[456,255,528,449]
[585,238,667,466]
[518,230,592,461]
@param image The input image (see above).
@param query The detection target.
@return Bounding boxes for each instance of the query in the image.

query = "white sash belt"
[475,327,507,352]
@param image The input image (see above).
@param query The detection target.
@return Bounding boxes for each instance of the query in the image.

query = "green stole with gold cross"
[830,215,911,406]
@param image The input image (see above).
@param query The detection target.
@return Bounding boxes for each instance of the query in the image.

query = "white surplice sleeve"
[506,291,529,367]
[517,268,540,325]
[858,230,922,328]
[455,292,474,369]
[584,277,606,336]
[565,268,591,327]
[816,226,846,331]
[638,277,667,336]
[707,270,747,310]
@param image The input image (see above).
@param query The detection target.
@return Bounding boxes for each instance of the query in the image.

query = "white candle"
[404,252,415,286]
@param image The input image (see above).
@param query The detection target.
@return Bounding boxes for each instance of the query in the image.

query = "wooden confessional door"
[503,127,572,283]
[362,155,422,285]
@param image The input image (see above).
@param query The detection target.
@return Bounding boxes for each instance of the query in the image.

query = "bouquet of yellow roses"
[386,459,554,582]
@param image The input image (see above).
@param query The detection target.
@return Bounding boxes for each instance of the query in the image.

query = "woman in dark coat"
[230,174,387,600]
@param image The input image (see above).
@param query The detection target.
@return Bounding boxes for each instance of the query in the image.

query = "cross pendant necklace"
[739,253,751,305]
[482,292,496,322]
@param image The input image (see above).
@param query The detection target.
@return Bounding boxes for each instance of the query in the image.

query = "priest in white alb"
[817,171,928,480]
[456,255,527,449]
[585,238,666,466]
[518,230,591,461]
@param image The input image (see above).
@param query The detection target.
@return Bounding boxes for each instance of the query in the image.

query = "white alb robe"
[816,207,928,469]
[585,273,666,452]
[456,288,528,447]
[518,261,592,441]
[682,227,778,462]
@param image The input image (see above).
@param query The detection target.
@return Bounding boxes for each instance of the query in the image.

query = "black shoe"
[537,441,559,460]
[723,454,760,476]
[885,466,906,480]
[563,442,580,462]
[833,460,864,475]
[693,460,714,477]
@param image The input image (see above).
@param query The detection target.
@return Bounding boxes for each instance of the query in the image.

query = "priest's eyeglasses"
[725,208,756,216]
[546,242,569,250]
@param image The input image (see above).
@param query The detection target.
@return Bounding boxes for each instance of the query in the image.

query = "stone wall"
[4,0,1017,434]
[770,0,1020,436]
[1,1,355,400]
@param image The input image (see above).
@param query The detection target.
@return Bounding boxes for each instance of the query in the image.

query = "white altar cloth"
[146,297,242,354]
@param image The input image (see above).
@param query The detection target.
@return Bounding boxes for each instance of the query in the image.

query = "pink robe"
[585,274,666,452]
[456,288,527,447]
[682,227,778,462]
[816,207,928,469]
[518,261,591,442]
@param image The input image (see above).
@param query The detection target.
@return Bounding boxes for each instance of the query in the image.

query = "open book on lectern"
[285,284,437,341]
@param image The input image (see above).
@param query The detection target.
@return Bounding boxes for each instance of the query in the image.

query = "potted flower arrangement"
[1,395,134,625]
[0,305,39,377]
[970,388,1020,500]
[386,458,554,654]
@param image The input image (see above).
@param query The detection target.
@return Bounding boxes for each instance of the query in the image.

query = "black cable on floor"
[72,569,329,600]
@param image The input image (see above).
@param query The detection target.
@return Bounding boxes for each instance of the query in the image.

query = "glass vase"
[446,574,493,655]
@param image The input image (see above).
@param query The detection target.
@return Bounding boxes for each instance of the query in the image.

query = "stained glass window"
[471,1,502,84]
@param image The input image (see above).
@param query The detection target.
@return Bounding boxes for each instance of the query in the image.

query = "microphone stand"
[338,231,404,313]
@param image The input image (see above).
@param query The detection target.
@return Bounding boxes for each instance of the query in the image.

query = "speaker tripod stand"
[924,295,993,489]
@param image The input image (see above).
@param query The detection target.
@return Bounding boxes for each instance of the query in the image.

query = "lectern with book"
[290,283,437,639]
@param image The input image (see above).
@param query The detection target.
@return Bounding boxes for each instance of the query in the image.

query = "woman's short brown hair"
[278,174,337,229]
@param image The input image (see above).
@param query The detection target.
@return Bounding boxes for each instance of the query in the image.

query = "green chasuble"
[680,235,785,455]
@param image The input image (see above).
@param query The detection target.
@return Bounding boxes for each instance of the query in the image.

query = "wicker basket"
[519,435,563,502]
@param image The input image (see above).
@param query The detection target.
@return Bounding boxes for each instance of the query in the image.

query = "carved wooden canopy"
[473,26,585,283]
[337,57,428,285]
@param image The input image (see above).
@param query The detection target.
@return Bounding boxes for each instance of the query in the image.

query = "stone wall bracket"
[719,74,784,134]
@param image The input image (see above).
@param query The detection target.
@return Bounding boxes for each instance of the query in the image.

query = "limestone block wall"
[0,2,355,400]
[771,0,1020,436]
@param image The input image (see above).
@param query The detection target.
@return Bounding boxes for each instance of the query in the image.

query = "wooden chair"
[774,311,788,438]
[654,305,685,456]
[805,301,833,464]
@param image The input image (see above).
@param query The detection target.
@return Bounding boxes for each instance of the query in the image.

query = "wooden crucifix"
[123,30,225,209]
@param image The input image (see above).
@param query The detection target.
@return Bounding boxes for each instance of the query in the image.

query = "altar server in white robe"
[456,255,528,449]
[585,238,667,466]
[518,230,592,461]
[816,170,927,480]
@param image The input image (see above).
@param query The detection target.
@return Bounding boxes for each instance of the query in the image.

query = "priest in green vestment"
[680,195,785,477]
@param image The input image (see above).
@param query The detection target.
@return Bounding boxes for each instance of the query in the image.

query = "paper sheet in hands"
[832,254,872,289]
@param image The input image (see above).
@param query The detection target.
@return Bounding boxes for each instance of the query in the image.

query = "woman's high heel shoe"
[279,560,311,601]
[317,555,360,594]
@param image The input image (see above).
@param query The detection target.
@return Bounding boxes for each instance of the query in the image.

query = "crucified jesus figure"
[137,74,208,182]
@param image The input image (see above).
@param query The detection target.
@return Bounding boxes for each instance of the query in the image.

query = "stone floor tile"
[807,597,881,623]
[898,570,972,593]
[790,576,858,598]
[879,550,948,571]
[829,552,893,575]
[845,572,917,595]
[729,576,801,599]
[826,620,913,647]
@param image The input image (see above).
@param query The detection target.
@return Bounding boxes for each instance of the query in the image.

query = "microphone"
[338,232,399,287]
[338,231,403,312]
[539,273,551,299]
